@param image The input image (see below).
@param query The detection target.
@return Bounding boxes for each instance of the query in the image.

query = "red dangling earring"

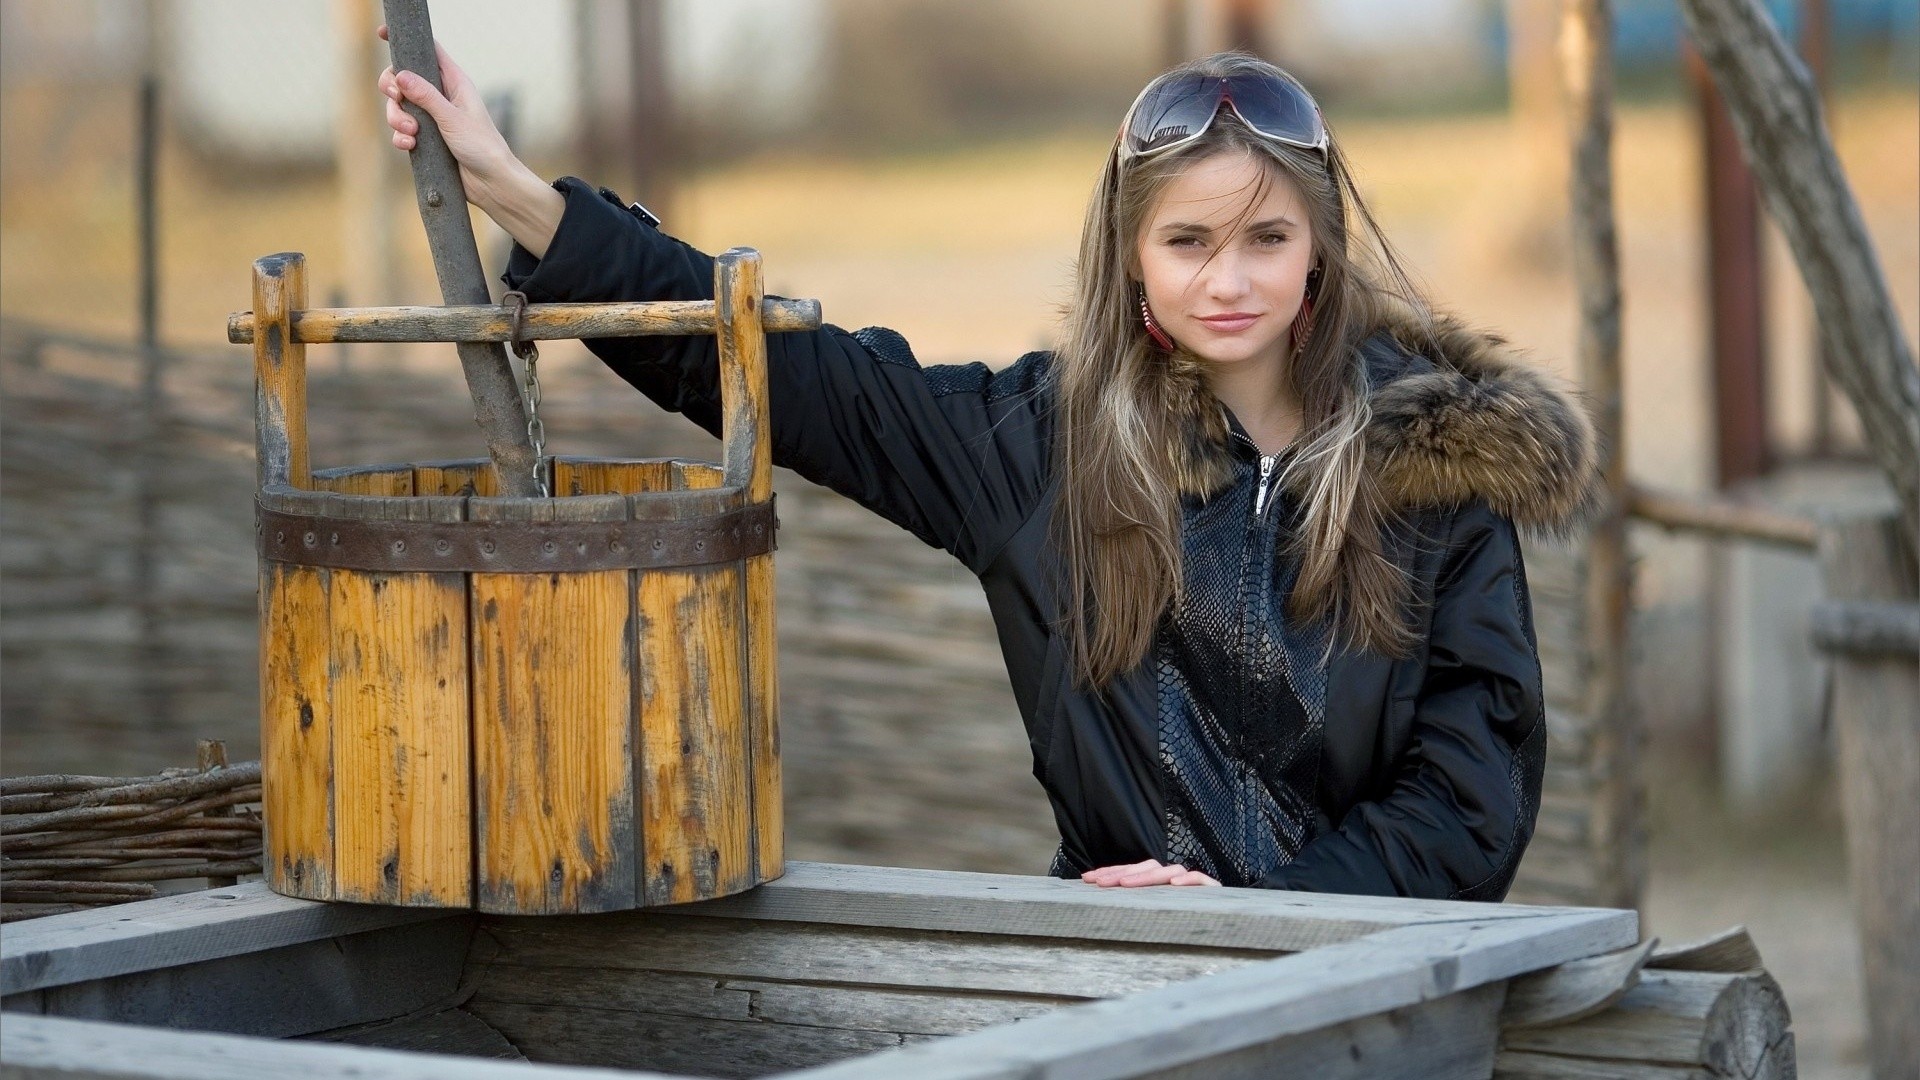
[1138,283,1175,352]
[1290,267,1321,355]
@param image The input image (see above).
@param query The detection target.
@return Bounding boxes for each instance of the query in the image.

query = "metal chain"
[502,291,548,497]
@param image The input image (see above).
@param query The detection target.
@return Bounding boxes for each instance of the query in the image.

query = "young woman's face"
[1135,151,1315,370]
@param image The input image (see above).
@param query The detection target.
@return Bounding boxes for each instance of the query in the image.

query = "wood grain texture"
[1141,982,1504,1080]
[311,464,414,497]
[470,1001,904,1078]
[634,560,752,905]
[469,495,636,914]
[328,496,471,907]
[551,457,675,497]
[1503,938,1656,1028]
[251,253,309,491]
[476,913,1274,1000]
[714,249,773,503]
[259,561,333,900]
[413,459,499,498]
[745,549,782,882]
[0,1012,679,1080]
[1500,969,1792,1077]
[225,298,824,345]
[0,881,449,995]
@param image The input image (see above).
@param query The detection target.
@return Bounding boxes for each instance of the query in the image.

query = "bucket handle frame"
[242,249,818,505]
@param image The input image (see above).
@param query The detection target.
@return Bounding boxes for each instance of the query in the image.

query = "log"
[1497,969,1793,1079]
[225,298,823,344]
[1502,938,1656,1028]
[1625,484,1818,551]
[380,0,539,497]
[0,761,260,815]
[1809,599,1920,658]
[1675,0,1920,547]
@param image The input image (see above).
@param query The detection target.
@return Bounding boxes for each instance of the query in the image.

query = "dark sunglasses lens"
[1126,76,1223,154]
[1223,73,1322,146]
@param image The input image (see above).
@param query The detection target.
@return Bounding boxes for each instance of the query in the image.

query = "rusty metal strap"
[257,500,776,573]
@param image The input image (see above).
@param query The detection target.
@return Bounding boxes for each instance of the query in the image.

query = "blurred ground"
[4,76,1916,1080]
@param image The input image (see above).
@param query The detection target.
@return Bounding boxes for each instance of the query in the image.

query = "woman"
[382,45,1601,900]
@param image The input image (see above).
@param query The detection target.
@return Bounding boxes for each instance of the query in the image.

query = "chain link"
[502,291,548,497]
[522,341,546,497]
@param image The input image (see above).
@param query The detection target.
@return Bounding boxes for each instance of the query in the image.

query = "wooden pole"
[626,0,674,222]
[380,0,540,497]
[1684,40,1772,490]
[1561,0,1641,912]
[1813,511,1920,1080]
[1675,0,1920,553]
[133,73,169,734]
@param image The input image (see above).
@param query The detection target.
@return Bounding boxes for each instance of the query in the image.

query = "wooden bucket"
[246,250,791,914]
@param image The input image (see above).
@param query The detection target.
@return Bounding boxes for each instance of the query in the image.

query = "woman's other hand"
[376,26,563,257]
[1081,859,1222,887]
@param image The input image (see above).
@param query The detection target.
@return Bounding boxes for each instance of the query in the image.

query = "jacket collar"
[1171,312,1604,540]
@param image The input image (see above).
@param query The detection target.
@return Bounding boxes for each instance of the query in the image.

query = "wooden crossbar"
[226,298,823,346]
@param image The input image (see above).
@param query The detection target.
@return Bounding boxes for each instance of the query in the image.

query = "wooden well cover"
[248,251,783,914]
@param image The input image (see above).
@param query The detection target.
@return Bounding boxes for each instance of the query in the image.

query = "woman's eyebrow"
[1156,216,1298,234]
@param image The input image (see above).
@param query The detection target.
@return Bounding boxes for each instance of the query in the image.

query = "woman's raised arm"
[377,26,564,258]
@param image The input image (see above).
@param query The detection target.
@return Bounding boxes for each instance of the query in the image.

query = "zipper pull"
[1252,454,1277,519]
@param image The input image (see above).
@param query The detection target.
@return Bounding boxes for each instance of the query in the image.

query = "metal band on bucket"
[257,499,776,573]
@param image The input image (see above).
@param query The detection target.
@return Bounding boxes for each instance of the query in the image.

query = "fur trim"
[1170,313,1604,537]
[1368,314,1604,538]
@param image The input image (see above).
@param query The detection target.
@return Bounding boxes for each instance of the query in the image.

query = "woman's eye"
[1168,236,1204,248]
[1255,232,1289,246]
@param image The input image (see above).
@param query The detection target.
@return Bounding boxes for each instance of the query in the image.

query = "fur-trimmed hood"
[1173,314,1605,540]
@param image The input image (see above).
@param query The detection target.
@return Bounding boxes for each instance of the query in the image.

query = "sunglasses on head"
[1121,70,1329,161]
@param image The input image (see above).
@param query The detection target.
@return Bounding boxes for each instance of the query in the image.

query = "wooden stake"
[380,0,540,497]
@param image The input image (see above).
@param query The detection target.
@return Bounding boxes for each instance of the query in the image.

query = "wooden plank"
[786,912,1634,1080]
[37,919,470,1039]
[468,964,755,1022]
[413,459,498,498]
[632,481,754,904]
[329,496,471,907]
[669,861,1594,952]
[0,882,448,995]
[468,1002,906,1079]
[309,1006,526,1060]
[311,464,414,497]
[225,297,823,345]
[726,980,1066,1036]
[469,494,636,914]
[475,914,1269,1000]
[1139,982,1504,1080]
[0,1012,680,1080]
[551,457,675,497]
[259,559,333,900]
[252,253,309,490]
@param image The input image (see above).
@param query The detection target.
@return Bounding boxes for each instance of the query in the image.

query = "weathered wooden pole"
[1561,0,1641,912]
[380,0,541,497]
[1675,0,1920,553]
[1813,511,1920,1080]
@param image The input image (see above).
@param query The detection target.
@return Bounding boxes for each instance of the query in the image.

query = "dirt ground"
[4,76,1916,1078]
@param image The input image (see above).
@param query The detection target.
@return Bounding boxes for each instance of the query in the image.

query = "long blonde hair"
[1051,51,1438,691]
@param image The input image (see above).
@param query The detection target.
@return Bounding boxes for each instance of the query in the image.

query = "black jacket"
[506,177,1603,902]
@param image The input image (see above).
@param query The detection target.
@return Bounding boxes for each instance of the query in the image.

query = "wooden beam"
[0,881,451,995]
[1626,483,1819,550]
[0,1012,675,1080]
[1810,599,1920,657]
[666,861,1610,953]
[785,913,1633,1080]
[226,297,822,345]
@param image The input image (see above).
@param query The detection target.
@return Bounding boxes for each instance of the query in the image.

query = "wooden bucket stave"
[250,251,788,914]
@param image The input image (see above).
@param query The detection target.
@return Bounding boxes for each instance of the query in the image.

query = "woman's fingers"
[1115,863,1189,887]
[1082,859,1161,886]
[1169,869,1223,886]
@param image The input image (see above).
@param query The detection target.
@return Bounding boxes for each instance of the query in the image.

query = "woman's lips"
[1195,313,1260,333]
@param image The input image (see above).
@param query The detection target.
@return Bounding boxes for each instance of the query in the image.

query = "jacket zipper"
[1235,431,1282,522]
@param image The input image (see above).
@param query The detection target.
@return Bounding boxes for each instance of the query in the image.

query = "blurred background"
[1,2,1914,1077]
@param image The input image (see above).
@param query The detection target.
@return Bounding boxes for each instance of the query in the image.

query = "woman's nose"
[1200,253,1251,299]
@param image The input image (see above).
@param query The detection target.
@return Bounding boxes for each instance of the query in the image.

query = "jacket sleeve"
[501,176,1049,574]
[1257,499,1546,901]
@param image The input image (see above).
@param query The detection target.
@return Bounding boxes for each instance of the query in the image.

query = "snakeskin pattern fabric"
[1155,442,1331,887]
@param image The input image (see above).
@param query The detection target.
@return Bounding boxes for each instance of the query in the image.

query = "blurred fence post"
[1812,510,1920,1080]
